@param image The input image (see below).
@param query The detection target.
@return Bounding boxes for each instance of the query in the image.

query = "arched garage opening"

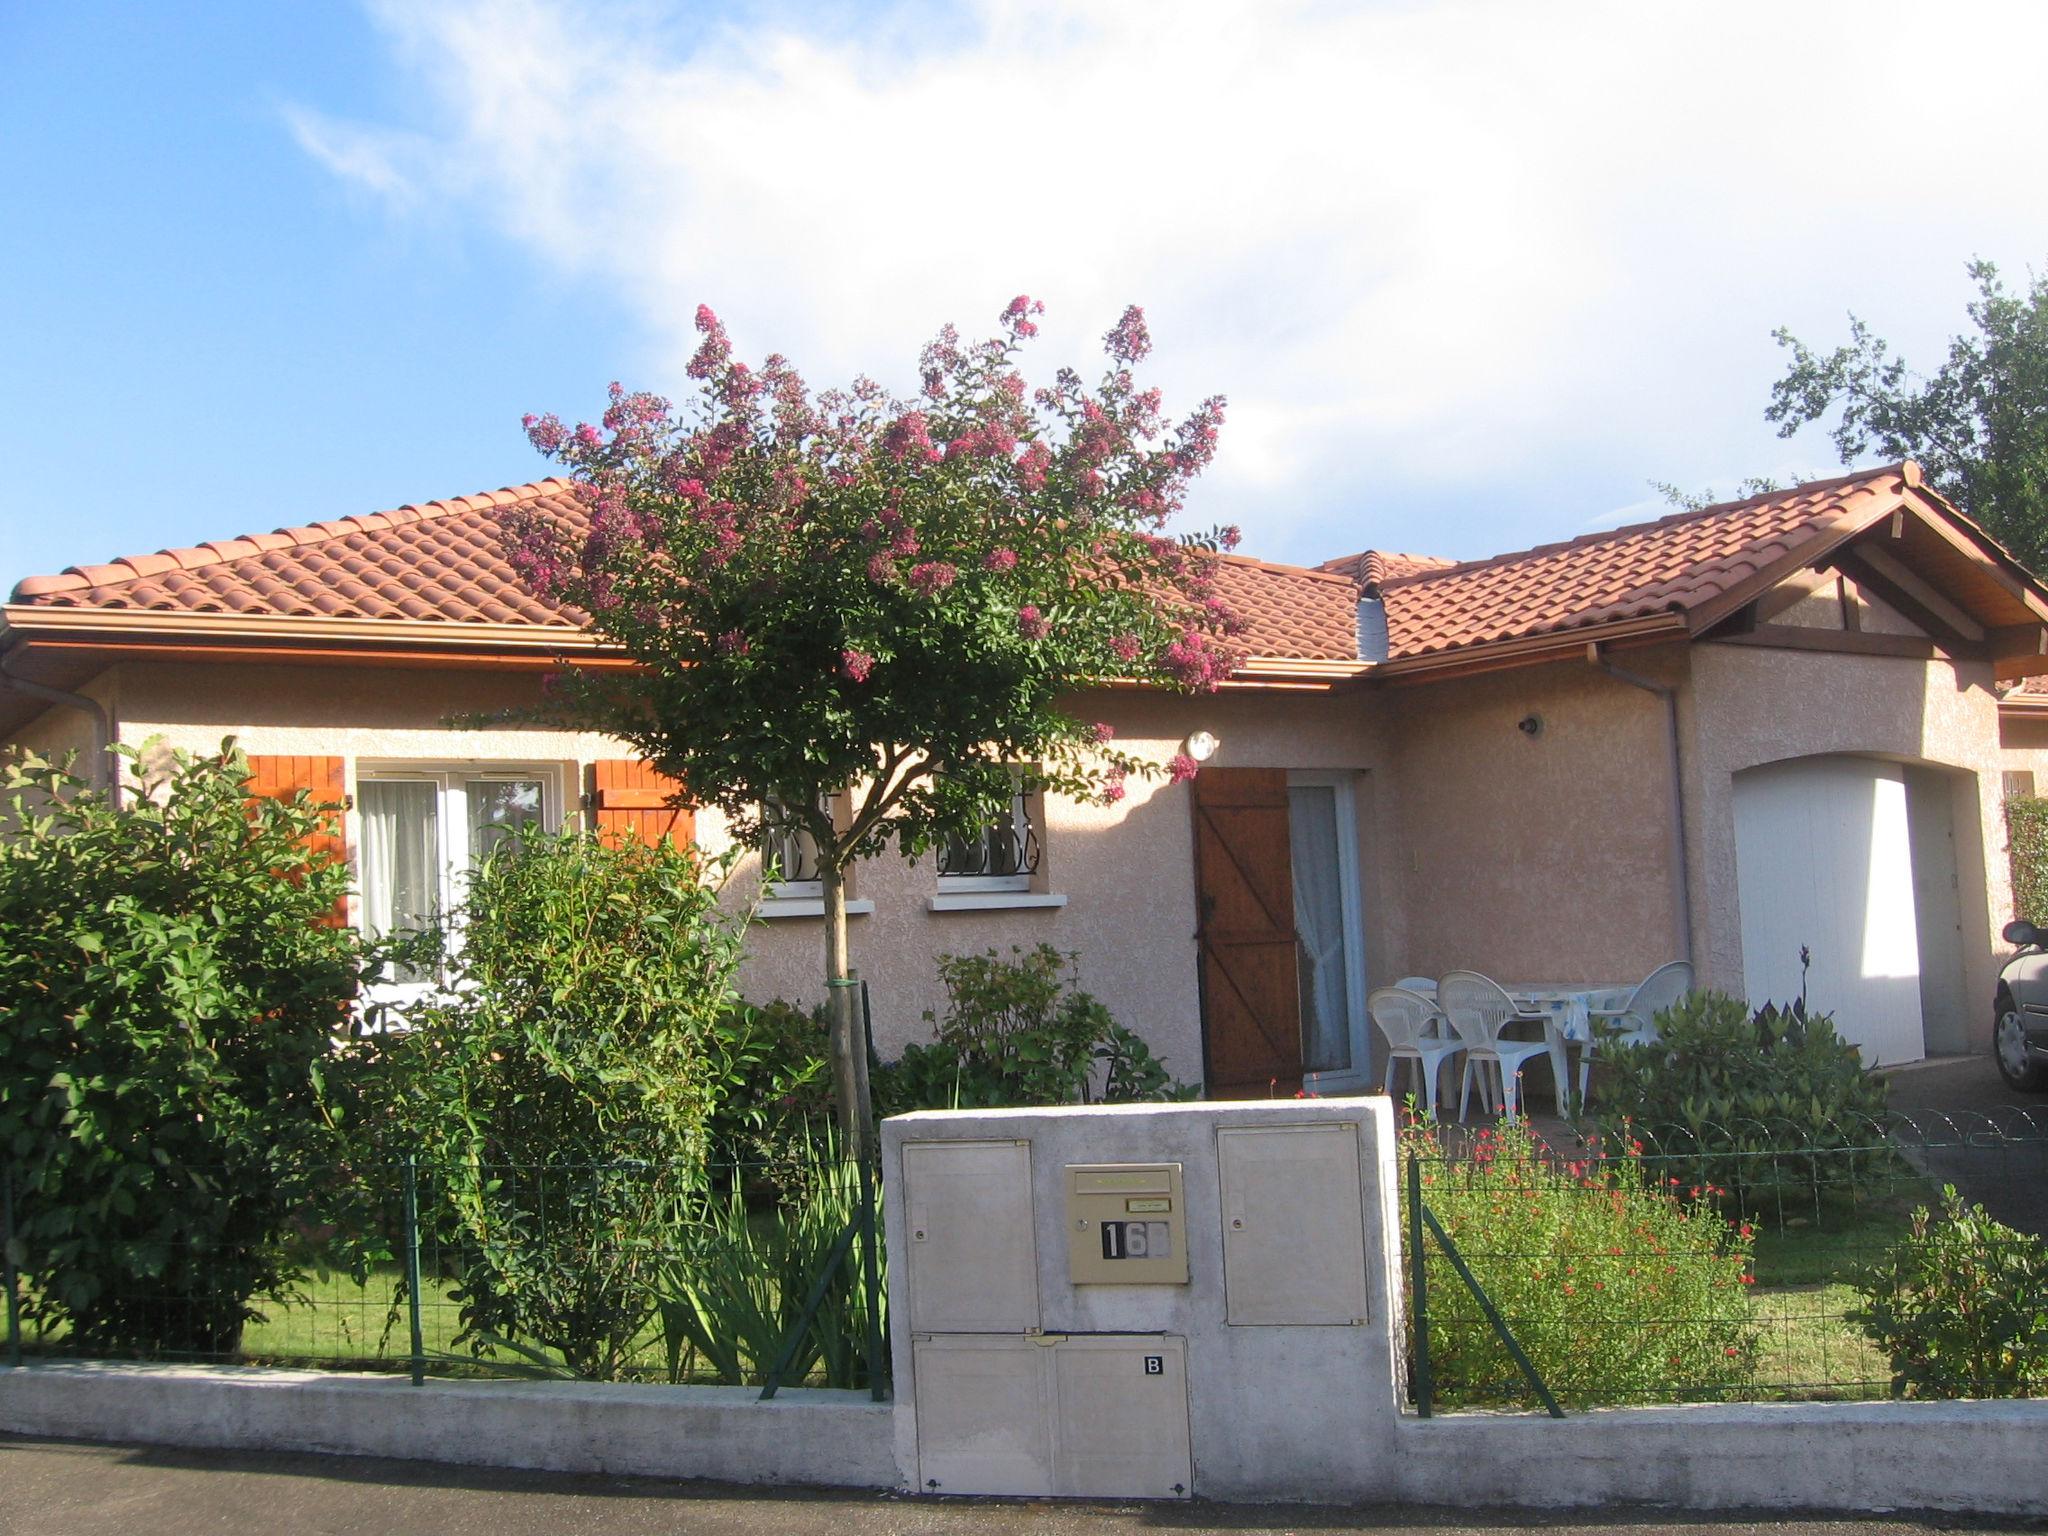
[1731,755,1973,1066]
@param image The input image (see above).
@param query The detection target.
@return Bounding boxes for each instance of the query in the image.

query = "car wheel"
[1994,995,2048,1092]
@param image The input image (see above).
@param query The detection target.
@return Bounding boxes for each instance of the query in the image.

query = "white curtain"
[360,781,441,977]
[1289,784,1352,1073]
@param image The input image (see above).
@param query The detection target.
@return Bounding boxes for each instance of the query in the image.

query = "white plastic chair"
[1579,960,1694,1101]
[1369,986,1462,1120]
[1437,970,1559,1123]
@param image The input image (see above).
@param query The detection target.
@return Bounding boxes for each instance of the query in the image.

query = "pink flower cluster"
[1159,628,1237,691]
[1104,305,1151,365]
[687,304,731,380]
[1102,765,1128,805]
[1016,604,1049,640]
[716,629,750,656]
[907,561,957,595]
[1001,294,1044,339]
[1109,633,1142,664]
[841,649,874,682]
[882,411,939,463]
[983,547,1017,572]
[1167,753,1200,784]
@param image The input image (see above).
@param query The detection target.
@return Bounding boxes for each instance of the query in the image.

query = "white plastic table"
[1401,979,1626,1112]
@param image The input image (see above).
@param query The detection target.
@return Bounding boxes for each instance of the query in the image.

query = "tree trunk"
[822,858,874,1162]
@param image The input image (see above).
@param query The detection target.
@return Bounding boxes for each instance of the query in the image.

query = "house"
[7,461,2048,1097]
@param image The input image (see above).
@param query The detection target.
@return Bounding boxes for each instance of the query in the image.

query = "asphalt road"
[1,1437,2042,1536]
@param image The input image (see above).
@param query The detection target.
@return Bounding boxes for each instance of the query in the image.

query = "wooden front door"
[1192,767,1303,1097]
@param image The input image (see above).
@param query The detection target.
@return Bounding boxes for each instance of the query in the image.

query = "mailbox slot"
[1064,1162,1189,1285]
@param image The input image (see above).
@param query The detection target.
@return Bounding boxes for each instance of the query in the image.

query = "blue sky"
[7,0,2048,597]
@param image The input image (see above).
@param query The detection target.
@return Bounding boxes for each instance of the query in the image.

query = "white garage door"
[1732,756,1924,1066]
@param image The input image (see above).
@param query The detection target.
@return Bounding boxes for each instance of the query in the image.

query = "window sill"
[756,897,876,920]
[927,891,1069,913]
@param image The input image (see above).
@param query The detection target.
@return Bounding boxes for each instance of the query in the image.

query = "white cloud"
[290,0,2048,561]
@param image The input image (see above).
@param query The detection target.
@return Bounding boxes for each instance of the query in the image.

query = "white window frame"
[1287,770,1372,1095]
[760,793,827,901]
[936,775,1039,894]
[355,763,563,1017]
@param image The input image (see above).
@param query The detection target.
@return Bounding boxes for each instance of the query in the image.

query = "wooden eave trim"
[1371,613,1689,684]
[1705,626,1944,661]
[1678,500,1903,637]
[0,605,609,652]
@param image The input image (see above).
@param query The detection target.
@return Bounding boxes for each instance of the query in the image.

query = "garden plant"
[1402,1116,1760,1409]
[362,825,749,1380]
[0,744,366,1356]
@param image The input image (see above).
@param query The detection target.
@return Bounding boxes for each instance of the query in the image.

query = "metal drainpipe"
[0,649,119,806]
[1586,641,1692,965]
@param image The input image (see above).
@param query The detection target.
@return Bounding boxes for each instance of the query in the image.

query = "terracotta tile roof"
[1369,465,1921,661]
[1316,549,1456,591]
[7,479,1365,664]
[1209,556,1362,661]
[9,480,589,628]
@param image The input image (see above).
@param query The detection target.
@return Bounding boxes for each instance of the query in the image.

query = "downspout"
[0,648,119,806]
[1586,641,1691,965]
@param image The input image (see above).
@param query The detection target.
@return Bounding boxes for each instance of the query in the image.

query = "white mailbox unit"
[883,1099,1404,1502]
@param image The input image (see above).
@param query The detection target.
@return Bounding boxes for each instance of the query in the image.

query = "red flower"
[983,547,1018,572]
[840,649,874,683]
[1016,604,1050,640]
[1168,753,1199,783]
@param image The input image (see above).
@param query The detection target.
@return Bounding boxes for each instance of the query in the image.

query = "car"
[1994,919,2048,1091]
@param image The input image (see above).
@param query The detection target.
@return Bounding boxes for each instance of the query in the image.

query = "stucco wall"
[1684,643,2010,1049]
[1378,649,1684,988]
[90,658,1392,1084]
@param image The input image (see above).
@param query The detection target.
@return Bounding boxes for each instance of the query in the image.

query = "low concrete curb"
[0,1363,900,1489]
[1393,1398,2048,1515]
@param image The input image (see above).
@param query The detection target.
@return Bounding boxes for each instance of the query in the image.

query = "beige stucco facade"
[5,619,2028,1078]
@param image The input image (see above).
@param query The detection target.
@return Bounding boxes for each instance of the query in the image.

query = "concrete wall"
[0,1366,896,1488]
[1377,648,1684,986]
[1684,644,2011,1049]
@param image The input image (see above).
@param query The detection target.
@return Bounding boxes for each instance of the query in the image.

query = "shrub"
[367,827,747,1379]
[2006,794,2048,922]
[0,744,366,1355]
[704,996,835,1183]
[1589,990,1893,1206]
[873,944,1192,1111]
[1402,1117,1759,1408]
[1850,1185,2048,1398]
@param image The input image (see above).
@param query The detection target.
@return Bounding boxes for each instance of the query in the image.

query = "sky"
[6,0,2048,597]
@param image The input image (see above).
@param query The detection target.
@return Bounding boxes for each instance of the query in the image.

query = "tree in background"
[1766,258,2048,569]
[507,298,1240,1154]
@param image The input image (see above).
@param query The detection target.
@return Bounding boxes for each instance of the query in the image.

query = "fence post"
[858,979,887,1402]
[1406,1153,1430,1417]
[3,1162,22,1369]
[403,1157,425,1388]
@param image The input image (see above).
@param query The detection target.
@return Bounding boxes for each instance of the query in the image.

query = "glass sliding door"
[1287,774,1370,1090]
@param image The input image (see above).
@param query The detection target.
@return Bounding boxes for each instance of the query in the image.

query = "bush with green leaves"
[0,743,366,1355]
[2007,794,2048,923]
[704,995,836,1182]
[1850,1185,2048,1399]
[1589,990,1893,1206]
[873,944,1192,1111]
[1402,1117,1759,1408]
[366,827,747,1379]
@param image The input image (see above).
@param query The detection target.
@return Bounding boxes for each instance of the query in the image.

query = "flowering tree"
[508,297,1242,1153]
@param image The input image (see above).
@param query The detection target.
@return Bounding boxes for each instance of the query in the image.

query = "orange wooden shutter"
[591,759,695,848]
[1191,766,1304,1097]
[245,754,349,926]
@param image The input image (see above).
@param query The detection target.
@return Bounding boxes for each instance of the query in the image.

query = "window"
[938,776,1040,893]
[358,767,556,993]
[761,794,826,900]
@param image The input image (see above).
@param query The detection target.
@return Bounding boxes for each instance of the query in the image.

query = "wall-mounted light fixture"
[1517,714,1544,738]
[1181,730,1220,762]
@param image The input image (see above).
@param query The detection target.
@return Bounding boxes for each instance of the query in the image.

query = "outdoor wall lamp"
[1181,730,1220,762]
